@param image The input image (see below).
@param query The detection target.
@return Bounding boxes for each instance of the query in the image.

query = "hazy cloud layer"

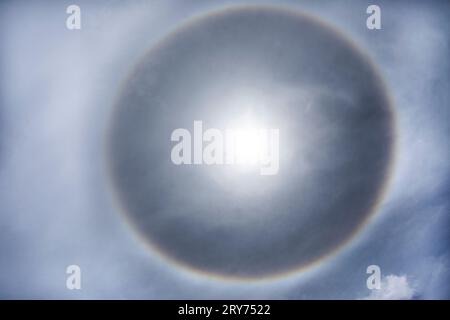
[0,0,448,299]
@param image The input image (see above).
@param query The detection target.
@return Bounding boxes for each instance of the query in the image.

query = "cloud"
[365,275,415,300]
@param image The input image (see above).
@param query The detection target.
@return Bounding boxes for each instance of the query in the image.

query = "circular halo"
[105,5,397,282]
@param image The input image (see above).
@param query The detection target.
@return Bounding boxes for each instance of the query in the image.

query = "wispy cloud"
[364,275,415,300]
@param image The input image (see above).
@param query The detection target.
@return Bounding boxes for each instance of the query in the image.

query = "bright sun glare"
[234,127,267,165]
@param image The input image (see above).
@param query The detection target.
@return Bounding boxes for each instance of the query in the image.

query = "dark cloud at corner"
[0,0,448,299]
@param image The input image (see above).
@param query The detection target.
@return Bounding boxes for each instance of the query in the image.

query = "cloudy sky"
[0,0,448,299]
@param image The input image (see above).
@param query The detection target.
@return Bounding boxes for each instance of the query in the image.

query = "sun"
[234,127,267,165]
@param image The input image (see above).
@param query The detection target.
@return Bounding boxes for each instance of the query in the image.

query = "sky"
[0,0,449,299]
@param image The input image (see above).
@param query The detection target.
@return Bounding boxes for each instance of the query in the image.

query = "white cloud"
[365,275,415,300]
